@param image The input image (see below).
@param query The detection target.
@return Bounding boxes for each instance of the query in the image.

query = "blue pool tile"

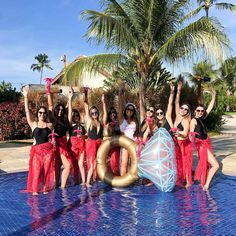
[0,172,236,235]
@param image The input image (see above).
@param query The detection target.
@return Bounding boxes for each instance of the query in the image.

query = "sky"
[0,0,235,91]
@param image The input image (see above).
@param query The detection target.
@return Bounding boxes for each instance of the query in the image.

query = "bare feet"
[43,191,48,195]
[81,182,86,186]
[86,183,92,188]
[185,183,192,189]
[145,182,153,186]
[32,192,38,196]
[203,185,209,191]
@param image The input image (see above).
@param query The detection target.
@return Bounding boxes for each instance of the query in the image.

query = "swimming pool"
[0,172,236,235]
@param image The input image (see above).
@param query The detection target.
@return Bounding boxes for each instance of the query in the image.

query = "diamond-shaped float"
[138,128,177,192]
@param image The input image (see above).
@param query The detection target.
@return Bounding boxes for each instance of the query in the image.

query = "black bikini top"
[177,122,184,131]
[32,125,51,145]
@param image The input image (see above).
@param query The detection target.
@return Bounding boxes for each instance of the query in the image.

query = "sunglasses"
[180,107,189,111]
[91,111,98,116]
[156,112,164,116]
[73,113,80,117]
[196,109,205,113]
[126,108,134,112]
[146,109,154,113]
[38,111,46,115]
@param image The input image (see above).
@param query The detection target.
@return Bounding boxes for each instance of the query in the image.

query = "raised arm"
[22,87,34,129]
[205,89,216,119]
[68,87,74,125]
[166,82,175,126]
[175,80,182,118]
[101,94,108,125]
[83,89,91,130]
[139,91,146,123]
[118,83,125,123]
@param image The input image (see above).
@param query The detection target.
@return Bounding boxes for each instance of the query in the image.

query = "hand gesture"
[177,80,182,91]
[22,85,29,98]
[68,86,74,100]
[211,88,216,97]
[170,82,175,93]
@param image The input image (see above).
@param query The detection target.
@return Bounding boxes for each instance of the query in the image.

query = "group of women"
[23,79,219,195]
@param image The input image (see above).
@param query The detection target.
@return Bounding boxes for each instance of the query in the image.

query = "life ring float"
[97,135,138,187]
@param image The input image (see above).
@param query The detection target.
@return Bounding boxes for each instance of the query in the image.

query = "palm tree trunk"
[197,80,203,104]
[40,67,44,85]
[139,74,146,122]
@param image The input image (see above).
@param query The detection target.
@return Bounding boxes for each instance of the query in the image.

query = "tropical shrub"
[0,101,31,141]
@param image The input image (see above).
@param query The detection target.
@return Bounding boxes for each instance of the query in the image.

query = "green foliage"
[0,101,31,141]
[204,110,225,131]
[0,81,21,103]
[104,57,172,94]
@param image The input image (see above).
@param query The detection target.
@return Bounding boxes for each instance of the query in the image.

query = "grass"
[224,111,236,115]
[0,140,33,145]
[208,131,221,137]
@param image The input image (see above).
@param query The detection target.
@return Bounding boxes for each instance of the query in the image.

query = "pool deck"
[0,115,236,176]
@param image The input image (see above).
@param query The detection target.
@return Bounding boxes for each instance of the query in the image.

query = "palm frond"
[64,53,125,86]
[81,7,136,51]
[157,17,231,64]
[215,2,236,11]
[180,5,203,22]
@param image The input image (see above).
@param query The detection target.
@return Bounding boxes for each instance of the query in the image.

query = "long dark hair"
[107,107,118,123]
[72,109,81,123]
[54,103,68,124]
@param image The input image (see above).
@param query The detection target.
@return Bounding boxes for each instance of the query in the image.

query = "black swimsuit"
[88,125,103,140]
[54,121,68,138]
[32,126,51,145]
[69,124,86,137]
[194,118,208,140]
[158,120,173,137]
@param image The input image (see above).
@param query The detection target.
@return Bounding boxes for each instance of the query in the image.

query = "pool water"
[0,172,236,235]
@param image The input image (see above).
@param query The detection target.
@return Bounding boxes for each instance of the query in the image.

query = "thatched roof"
[52,55,112,85]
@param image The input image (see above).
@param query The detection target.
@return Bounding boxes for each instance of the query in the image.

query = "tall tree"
[186,60,218,103]
[218,56,236,95]
[65,0,230,120]
[185,0,236,19]
[30,53,53,84]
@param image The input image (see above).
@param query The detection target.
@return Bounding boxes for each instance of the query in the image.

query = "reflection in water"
[25,182,223,235]
[196,187,220,235]
[27,191,56,232]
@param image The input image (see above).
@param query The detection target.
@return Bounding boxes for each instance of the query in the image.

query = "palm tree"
[65,0,230,120]
[185,0,236,19]
[0,81,12,92]
[30,53,53,84]
[218,56,236,95]
[186,60,218,103]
